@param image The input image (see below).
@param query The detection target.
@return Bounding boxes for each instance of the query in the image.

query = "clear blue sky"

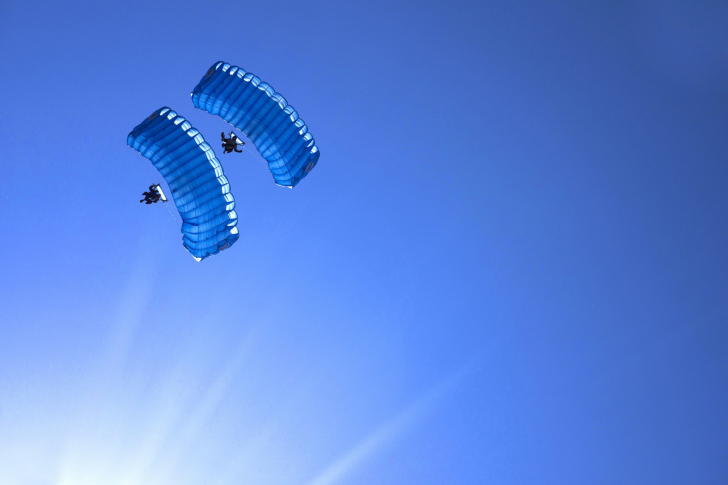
[1,1,727,484]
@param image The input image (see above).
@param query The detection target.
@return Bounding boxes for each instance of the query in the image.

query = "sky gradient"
[1,1,727,484]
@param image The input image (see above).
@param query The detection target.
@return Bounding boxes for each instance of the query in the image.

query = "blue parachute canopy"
[127,107,239,261]
[191,61,320,188]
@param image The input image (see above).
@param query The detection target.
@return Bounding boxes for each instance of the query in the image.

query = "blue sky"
[1,0,727,484]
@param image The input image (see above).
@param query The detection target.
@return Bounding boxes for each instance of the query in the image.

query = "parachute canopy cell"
[127,107,239,261]
[191,61,320,188]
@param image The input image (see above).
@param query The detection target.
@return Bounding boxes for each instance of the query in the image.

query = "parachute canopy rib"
[191,61,320,188]
[127,107,239,261]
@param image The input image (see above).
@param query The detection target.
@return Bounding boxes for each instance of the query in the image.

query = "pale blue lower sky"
[0,1,727,484]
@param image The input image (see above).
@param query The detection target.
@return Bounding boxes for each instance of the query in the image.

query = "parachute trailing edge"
[127,107,239,261]
[191,61,320,188]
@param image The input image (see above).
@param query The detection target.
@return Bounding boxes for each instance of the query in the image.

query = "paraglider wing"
[191,61,320,188]
[127,107,239,261]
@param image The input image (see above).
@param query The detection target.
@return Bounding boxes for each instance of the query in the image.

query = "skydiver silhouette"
[140,184,161,204]
[221,132,244,154]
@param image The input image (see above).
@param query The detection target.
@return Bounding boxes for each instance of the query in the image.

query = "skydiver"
[140,184,161,204]
[221,132,233,153]
[221,132,244,154]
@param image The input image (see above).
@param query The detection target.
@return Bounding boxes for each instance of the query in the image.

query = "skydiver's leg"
[234,145,242,152]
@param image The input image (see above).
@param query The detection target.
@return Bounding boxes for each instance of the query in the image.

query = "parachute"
[191,61,320,188]
[127,107,239,261]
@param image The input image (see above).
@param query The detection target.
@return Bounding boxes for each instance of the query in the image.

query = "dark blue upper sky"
[0,1,727,484]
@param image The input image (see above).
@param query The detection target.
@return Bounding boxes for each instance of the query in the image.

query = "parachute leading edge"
[127,107,239,261]
[191,61,320,188]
